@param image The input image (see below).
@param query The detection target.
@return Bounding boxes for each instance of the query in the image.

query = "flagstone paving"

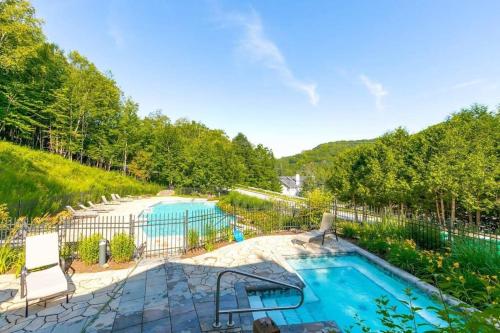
[0,235,350,332]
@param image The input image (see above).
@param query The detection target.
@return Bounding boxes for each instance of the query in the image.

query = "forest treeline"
[327,106,499,224]
[0,0,280,192]
[277,139,372,190]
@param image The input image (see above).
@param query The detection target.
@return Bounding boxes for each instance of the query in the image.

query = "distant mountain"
[276,139,373,177]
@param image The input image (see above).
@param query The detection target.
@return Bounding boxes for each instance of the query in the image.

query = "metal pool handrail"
[213,269,304,328]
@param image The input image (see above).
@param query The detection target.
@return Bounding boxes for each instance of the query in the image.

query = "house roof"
[279,176,300,189]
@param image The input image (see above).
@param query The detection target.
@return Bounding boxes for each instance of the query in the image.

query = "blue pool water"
[140,201,233,236]
[249,254,446,332]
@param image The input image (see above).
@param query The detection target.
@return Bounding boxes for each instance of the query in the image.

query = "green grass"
[235,185,306,203]
[0,141,161,216]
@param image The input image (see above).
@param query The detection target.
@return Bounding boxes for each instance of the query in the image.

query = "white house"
[279,174,302,197]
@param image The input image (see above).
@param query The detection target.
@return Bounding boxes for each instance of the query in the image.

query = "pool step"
[281,308,301,324]
[248,295,266,320]
[303,285,320,303]
[261,298,287,326]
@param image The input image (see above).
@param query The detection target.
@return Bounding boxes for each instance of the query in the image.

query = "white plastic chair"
[21,233,70,316]
[294,212,337,245]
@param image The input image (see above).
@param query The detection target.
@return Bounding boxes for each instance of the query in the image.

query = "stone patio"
[0,235,354,333]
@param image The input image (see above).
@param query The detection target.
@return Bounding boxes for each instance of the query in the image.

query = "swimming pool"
[248,254,446,332]
[140,201,233,236]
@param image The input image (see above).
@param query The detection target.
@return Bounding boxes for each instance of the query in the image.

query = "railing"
[1,199,497,261]
[212,269,304,329]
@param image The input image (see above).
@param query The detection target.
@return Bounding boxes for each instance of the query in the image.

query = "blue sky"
[32,0,500,157]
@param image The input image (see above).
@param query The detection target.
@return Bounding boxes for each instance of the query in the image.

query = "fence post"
[183,210,188,253]
[232,205,236,231]
[129,214,135,238]
[333,199,338,233]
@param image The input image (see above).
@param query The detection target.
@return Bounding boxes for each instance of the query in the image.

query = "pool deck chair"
[78,203,112,213]
[101,195,120,205]
[21,232,70,317]
[294,212,337,245]
[112,193,133,202]
[66,206,99,218]
[88,201,113,211]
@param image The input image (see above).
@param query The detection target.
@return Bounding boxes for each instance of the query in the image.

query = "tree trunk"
[476,210,481,226]
[435,197,441,224]
[440,194,445,225]
[450,195,456,226]
[468,212,473,224]
[123,142,128,175]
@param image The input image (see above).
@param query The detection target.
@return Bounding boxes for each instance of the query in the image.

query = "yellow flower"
[446,277,451,281]
[459,275,465,282]
[453,262,460,269]
[437,260,442,269]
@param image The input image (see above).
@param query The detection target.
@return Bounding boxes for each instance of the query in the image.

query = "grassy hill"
[277,139,373,176]
[0,141,161,217]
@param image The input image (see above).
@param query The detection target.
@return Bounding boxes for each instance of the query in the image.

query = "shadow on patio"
[0,235,345,333]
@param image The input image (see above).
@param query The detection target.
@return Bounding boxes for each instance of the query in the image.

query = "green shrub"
[0,246,14,274]
[60,242,77,260]
[218,192,272,211]
[305,189,333,225]
[78,234,102,265]
[203,224,217,252]
[204,224,217,242]
[386,240,425,275]
[339,222,360,238]
[110,233,135,263]
[0,246,25,275]
[221,226,233,243]
[358,221,405,241]
[405,222,445,250]
[187,229,200,249]
[449,239,500,275]
[204,242,215,252]
[359,237,391,255]
[243,228,257,239]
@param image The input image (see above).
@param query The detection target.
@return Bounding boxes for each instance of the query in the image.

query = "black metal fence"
[1,200,498,262]
[333,202,499,255]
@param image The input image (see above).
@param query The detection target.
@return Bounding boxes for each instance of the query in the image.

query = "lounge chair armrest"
[20,266,27,298]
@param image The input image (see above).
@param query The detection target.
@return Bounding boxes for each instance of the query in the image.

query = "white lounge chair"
[116,193,134,201]
[112,193,132,202]
[294,212,337,245]
[87,201,113,211]
[21,233,70,317]
[66,205,99,218]
[78,203,111,213]
[101,195,119,205]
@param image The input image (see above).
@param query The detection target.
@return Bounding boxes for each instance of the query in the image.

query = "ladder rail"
[213,268,304,328]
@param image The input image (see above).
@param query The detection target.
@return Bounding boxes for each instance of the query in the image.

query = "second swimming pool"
[249,253,447,332]
[140,201,233,236]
